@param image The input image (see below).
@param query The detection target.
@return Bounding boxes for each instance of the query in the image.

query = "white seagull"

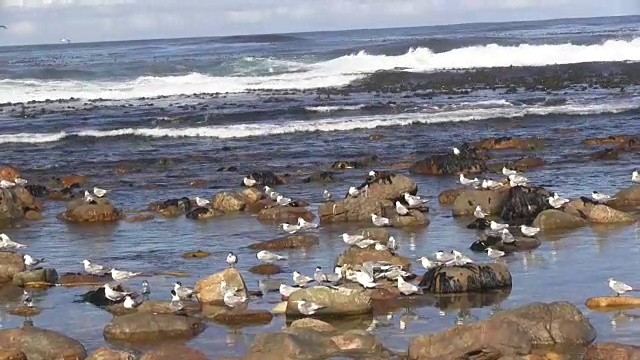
[487,248,505,259]
[14,178,28,186]
[490,221,509,231]
[110,268,142,282]
[404,193,428,208]
[355,270,377,288]
[104,283,132,302]
[195,197,210,207]
[243,177,256,187]
[417,256,438,270]
[226,252,238,267]
[123,295,140,309]
[323,189,332,201]
[633,170,640,184]
[481,179,503,190]
[83,190,96,203]
[173,281,196,300]
[548,193,569,209]
[279,284,300,297]
[520,225,540,237]
[256,250,287,263]
[592,191,614,203]
[387,236,398,252]
[348,186,360,198]
[0,234,27,249]
[371,214,391,227]
[82,259,106,275]
[23,254,45,268]
[395,201,409,216]
[459,174,479,186]
[281,223,301,234]
[293,271,313,287]
[297,217,318,230]
[0,180,15,189]
[508,174,528,187]
[294,300,325,315]
[501,229,516,244]
[93,187,108,198]
[342,233,366,245]
[452,147,461,155]
[397,277,421,296]
[502,167,518,176]
[223,289,247,308]
[474,205,489,219]
[609,278,634,296]
[434,250,455,263]
[276,195,292,206]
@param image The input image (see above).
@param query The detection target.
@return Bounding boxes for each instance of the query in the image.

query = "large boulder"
[362,173,417,200]
[472,136,543,151]
[336,247,411,270]
[452,189,507,217]
[319,197,391,223]
[140,345,209,360]
[0,189,27,222]
[286,286,372,318]
[564,197,635,224]
[59,198,123,222]
[194,268,247,304]
[410,152,486,176]
[0,325,87,360]
[601,186,640,212]
[387,209,430,228]
[106,300,202,317]
[244,329,340,360]
[499,186,553,223]
[148,197,192,217]
[257,206,315,223]
[212,192,246,212]
[12,268,58,287]
[438,188,464,205]
[0,253,26,284]
[418,263,512,294]
[86,347,135,360]
[532,209,587,231]
[0,167,20,182]
[248,234,319,250]
[103,313,205,343]
[201,306,273,327]
[584,343,640,360]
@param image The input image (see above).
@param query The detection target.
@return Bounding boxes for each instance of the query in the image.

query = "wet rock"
[565,197,635,224]
[452,188,507,217]
[59,273,109,286]
[585,296,640,309]
[472,136,543,151]
[248,234,319,250]
[86,347,136,360]
[140,345,209,360]
[532,209,587,231]
[607,186,640,211]
[0,348,26,360]
[24,210,42,221]
[61,175,86,187]
[257,206,315,223]
[148,197,191,217]
[245,329,340,360]
[470,233,541,253]
[438,188,464,205]
[583,135,634,146]
[336,247,411,270]
[584,342,640,360]
[12,188,41,212]
[12,268,58,287]
[0,167,20,182]
[0,189,26,222]
[103,313,205,343]
[330,329,388,357]
[410,151,486,176]
[319,197,391,223]
[388,209,430,228]
[194,268,248,304]
[357,228,390,244]
[302,171,336,183]
[245,199,273,214]
[185,207,224,220]
[8,306,41,317]
[418,263,512,294]
[512,156,545,170]
[248,264,282,275]
[590,148,619,160]
[0,253,26,284]
[182,250,211,259]
[290,318,336,332]
[0,325,87,360]
[124,213,154,222]
[212,192,246,212]
[466,218,490,230]
[188,179,209,187]
[331,156,378,170]
[363,173,418,200]
[59,198,123,222]
[245,171,287,186]
[286,286,372,317]
[106,300,201,317]
[241,188,263,204]
[499,186,553,223]
[202,306,273,327]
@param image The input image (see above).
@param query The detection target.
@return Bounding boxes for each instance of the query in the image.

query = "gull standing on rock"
[548,193,569,208]
[110,268,142,282]
[14,178,27,186]
[348,186,360,198]
[226,252,238,267]
[481,179,503,190]
[323,189,332,201]
[487,248,505,259]
[508,174,528,187]
[123,295,140,309]
[371,214,391,227]
[608,278,634,296]
[281,223,300,234]
[417,256,438,270]
[388,236,398,252]
[256,250,287,263]
[395,201,409,216]
[82,259,106,275]
[459,174,479,186]
[293,271,313,287]
[0,180,15,189]
[243,177,256,187]
[223,289,247,308]
[342,233,365,245]
[23,255,45,268]
[404,193,428,208]
[502,167,518,176]
[452,147,461,156]
[355,270,377,288]
[22,290,34,307]
[173,282,196,300]
[633,170,640,183]
[195,197,210,207]
[279,284,300,297]
[592,191,614,203]
[141,280,151,299]
[434,250,455,263]
[397,277,421,296]
[276,195,292,206]
[297,217,318,230]
[501,229,516,244]
[93,187,108,198]
[170,290,184,312]
[520,225,540,237]
[313,267,328,283]
[0,234,26,249]
[490,221,509,231]
[474,206,489,219]
[104,283,131,302]
[83,191,96,203]
[294,300,325,316]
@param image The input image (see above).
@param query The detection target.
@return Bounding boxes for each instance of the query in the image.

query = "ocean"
[0,15,639,357]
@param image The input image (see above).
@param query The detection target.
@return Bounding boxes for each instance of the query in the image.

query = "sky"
[0,0,638,46]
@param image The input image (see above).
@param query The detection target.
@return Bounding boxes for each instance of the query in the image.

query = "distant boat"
[59,38,71,44]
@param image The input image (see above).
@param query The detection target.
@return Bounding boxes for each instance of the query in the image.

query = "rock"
[188,179,208,187]
[272,302,287,314]
[585,296,640,309]
[466,218,490,230]
[606,186,640,211]
[0,189,26,222]
[182,250,211,259]
[470,234,541,253]
[532,209,587,231]
[148,197,192,217]
[452,188,507,217]
[257,206,315,223]
[86,347,135,360]
[82,285,129,307]
[319,197,391,223]
[584,343,640,360]
[331,156,378,170]
[585,203,634,224]
[12,188,41,212]
[203,307,273,327]
[59,273,109,286]
[244,329,340,360]
[388,210,430,228]
[248,264,282,276]
[590,148,619,160]
[245,171,288,186]
[106,300,201,317]
[241,188,263,204]
[302,171,336,183]
[336,247,411,270]
[438,188,464,205]
[512,156,545,170]
[289,318,336,332]
[185,207,224,220]
[330,330,387,356]
[473,136,543,150]
[0,348,26,360]
[418,263,512,294]
[0,167,20,182]
[103,313,205,343]
[357,228,390,244]
[0,253,26,284]
[363,173,417,200]
[124,213,154,222]
[24,211,42,221]
[8,306,41,317]
[499,186,553,223]
[58,198,123,222]
[0,325,87,360]
[141,345,210,360]
[248,234,319,250]
[12,269,58,287]
[286,286,372,317]
[194,268,248,304]
[583,135,634,146]
[212,192,246,212]
[410,152,486,176]
[61,175,86,187]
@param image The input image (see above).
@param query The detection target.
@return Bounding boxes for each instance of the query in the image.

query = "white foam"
[1,37,640,103]
[305,105,367,112]
[0,100,635,144]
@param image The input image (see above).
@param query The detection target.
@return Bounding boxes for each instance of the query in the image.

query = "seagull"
[417,256,438,270]
[173,282,195,300]
[474,205,489,219]
[502,167,518,176]
[371,214,391,227]
[450,250,474,265]
[342,233,366,245]
[434,250,455,263]
[487,248,505,259]
[313,267,327,283]
[481,179,503,190]
[633,170,640,184]
[83,190,96,203]
[404,193,428,208]
[23,255,45,268]
[281,223,301,234]
[490,221,509,231]
[501,228,516,244]
[294,300,325,315]
[323,190,332,201]
[452,147,461,156]
[592,191,614,203]
[110,268,142,282]
[520,225,540,237]
[195,197,210,207]
[297,217,318,230]
[226,252,238,267]
[93,187,108,198]
[276,195,292,206]
[169,290,184,312]
[397,277,421,296]
[508,174,528,187]
[356,239,377,248]
[388,236,398,252]
[0,180,15,189]
[548,193,569,208]
[326,267,342,282]
[609,278,634,296]
[243,177,256,187]
[348,186,360,198]
[141,280,151,299]
[82,259,106,275]
[123,295,140,309]
[14,178,27,186]
[293,271,313,287]
[459,174,479,186]
[279,284,300,297]
[256,250,287,263]
[104,283,132,302]
[368,170,376,178]
[0,234,27,249]
[223,289,247,308]
[355,270,377,288]
[22,290,33,307]
[395,201,410,216]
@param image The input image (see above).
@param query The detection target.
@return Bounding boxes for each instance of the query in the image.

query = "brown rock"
[59,273,109,286]
[0,325,87,360]
[438,188,464,205]
[12,268,58,287]
[289,318,336,332]
[245,199,272,214]
[0,190,25,221]
[248,264,282,275]
[319,197,391,223]
[86,347,135,360]
[590,148,619,160]
[532,209,587,231]
[245,329,340,360]
[512,156,545,170]
[0,348,26,360]
[59,199,123,222]
[124,213,154,222]
[141,345,209,360]
[452,188,507,217]
[419,262,512,294]
[587,204,635,224]
[188,179,209,187]
[12,188,40,212]
[330,330,385,354]
[194,268,248,304]
[103,313,205,343]
[410,153,486,176]
[106,300,201,317]
[212,192,246,212]
[286,286,372,317]
[357,228,390,244]
[584,342,640,360]
[24,211,42,221]
[248,234,319,250]
[61,175,86,187]
[203,307,273,327]
[0,167,20,182]
[583,135,633,146]
[364,174,418,200]
[388,210,430,228]
[585,296,640,309]
[182,250,211,259]
[241,188,263,204]
[257,206,315,223]
[0,253,26,284]
[608,186,640,211]
[336,247,411,269]
[185,207,224,220]
[473,136,543,150]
